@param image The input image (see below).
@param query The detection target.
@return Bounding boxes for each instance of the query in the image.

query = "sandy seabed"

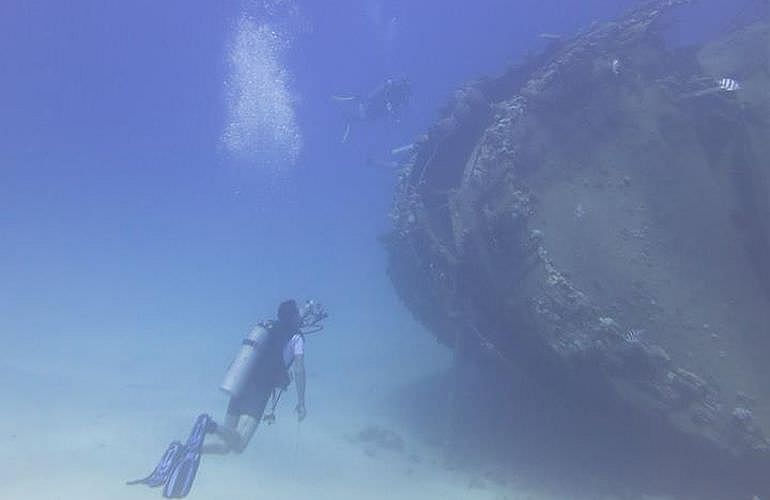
[0,372,544,500]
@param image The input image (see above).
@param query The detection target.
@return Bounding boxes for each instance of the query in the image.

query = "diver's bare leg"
[231,415,260,453]
[202,386,270,455]
[202,413,261,455]
[201,437,230,455]
[201,413,241,455]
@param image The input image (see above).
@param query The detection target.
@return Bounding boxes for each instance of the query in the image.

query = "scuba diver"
[128,299,328,498]
[205,299,320,454]
[332,76,412,143]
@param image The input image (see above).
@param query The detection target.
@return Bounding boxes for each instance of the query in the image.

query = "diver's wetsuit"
[336,78,411,123]
[361,78,411,121]
[335,78,411,143]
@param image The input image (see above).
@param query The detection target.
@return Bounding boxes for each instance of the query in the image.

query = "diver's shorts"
[227,380,272,418]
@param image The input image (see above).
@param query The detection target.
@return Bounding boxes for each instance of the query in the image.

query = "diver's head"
[277,299,301,330]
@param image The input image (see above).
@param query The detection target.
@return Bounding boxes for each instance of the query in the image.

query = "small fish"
[717,78,741,92]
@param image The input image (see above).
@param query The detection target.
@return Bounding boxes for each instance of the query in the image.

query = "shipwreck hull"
[386,1,770,493]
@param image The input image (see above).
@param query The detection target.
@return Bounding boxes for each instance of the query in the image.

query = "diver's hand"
[295,403,307,422]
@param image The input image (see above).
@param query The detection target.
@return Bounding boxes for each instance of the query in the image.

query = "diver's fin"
[161,414,213,498]
[331,95,358,101]
[391,143,414,156]
[162,449,201,498]
[127,440,186,487]
[341,123,351,144]
[365,155,398,169]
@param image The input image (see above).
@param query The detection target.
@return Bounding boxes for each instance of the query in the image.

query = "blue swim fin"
[162,447,202,498]
[162,414,213,498]
[127,440,186,487]
[128,414,214,498]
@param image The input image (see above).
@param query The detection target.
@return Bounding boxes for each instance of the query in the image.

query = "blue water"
[0,1,753,499]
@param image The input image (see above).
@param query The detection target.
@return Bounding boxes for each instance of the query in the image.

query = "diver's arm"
[294,354,307,420]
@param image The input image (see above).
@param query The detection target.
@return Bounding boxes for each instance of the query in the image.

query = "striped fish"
[625,329,644,343]
[718,78,741,92]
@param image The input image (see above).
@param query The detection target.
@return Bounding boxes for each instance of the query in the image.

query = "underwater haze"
[1,1,766,499]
